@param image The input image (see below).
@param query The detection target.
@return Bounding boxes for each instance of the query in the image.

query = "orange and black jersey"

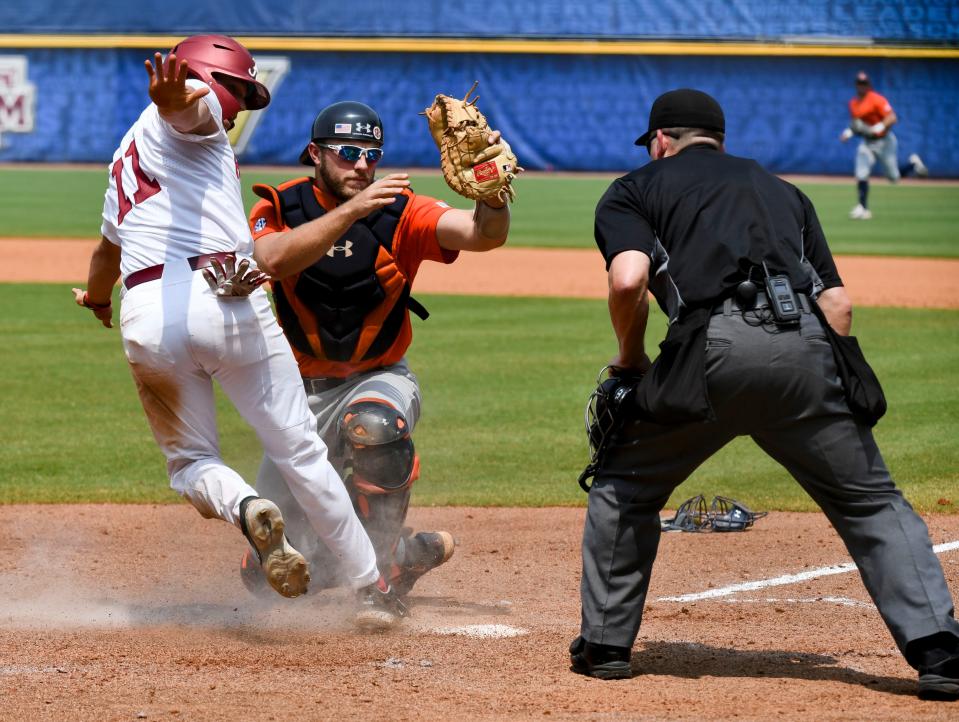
[849,90,894,138]
[248,178,457,378]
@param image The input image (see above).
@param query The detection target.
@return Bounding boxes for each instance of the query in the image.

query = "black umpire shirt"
[594,144,843,321]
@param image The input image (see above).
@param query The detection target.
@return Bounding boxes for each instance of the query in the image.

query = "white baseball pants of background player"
[856,132,900,182]
[118,257,380,589]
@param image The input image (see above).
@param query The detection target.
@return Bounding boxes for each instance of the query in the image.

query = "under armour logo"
[248,64,258,79]
[327,240,353,257]
[355,122,371,134]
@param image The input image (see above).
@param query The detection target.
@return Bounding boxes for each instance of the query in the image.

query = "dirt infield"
[3,242,958,718]
[2,505,957,720]
[3,238,959,308]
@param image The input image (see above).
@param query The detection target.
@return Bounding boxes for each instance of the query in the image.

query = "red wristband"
[83,291,112,310]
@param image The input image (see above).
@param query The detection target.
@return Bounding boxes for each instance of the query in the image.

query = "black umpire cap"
[634,88,725,147]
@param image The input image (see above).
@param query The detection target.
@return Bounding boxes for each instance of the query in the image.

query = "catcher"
[241,95,515,598]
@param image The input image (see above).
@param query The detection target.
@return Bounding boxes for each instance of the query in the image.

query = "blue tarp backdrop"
[1,0,958,41]
[0,48,956,175]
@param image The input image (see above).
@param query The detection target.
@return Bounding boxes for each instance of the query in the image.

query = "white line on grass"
[657,540,959,604]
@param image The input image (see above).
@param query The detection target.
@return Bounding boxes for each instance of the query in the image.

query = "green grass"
[1,284,957,512]
[2,166,957,257]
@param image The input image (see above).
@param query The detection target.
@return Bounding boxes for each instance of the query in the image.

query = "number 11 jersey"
[100,79,253,281]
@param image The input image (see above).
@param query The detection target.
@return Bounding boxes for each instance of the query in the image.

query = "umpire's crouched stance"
[571,88,959,700]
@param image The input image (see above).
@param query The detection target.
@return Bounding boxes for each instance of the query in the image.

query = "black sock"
[857,180,869,208]
[238,495,259,547]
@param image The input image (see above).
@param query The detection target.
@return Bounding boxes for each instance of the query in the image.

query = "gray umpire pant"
[580,306,959,658]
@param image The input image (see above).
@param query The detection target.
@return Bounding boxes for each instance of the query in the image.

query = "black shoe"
[392,530,456,596]
[354,580,410,632]
[918,656,959,700]
[569,635,633,680]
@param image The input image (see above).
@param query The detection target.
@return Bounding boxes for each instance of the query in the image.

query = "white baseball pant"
[856,131,901,182]
[118,257,379,589]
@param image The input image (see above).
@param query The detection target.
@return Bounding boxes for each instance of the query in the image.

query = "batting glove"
[202,256,269,297]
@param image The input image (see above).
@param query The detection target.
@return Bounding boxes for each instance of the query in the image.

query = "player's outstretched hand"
[145,52,209,113]
[72,288,113,328]
[202,256,269,297]
[344,174,411,218]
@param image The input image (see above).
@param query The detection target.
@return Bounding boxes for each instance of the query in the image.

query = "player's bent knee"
[341,400,417,493]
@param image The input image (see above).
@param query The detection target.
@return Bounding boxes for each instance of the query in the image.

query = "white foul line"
[657,540,959,604]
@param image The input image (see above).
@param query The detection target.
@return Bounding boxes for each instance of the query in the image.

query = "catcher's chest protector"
[255,179,421,363]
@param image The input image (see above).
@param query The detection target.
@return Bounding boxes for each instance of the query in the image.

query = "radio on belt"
[764,273,802,324]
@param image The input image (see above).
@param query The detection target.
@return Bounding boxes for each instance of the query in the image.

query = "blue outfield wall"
[1,0,958,42]
[0,48,957,175]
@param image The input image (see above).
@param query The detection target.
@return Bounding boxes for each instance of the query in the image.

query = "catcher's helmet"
[169,34,270,124]
[299,101,383,166]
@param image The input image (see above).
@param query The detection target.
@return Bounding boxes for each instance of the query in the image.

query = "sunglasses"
[316,143,384,163]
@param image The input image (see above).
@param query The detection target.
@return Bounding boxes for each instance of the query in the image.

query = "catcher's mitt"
[422,81,522,203]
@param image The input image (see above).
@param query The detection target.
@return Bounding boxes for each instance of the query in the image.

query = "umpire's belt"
[123,252,236,291]
[711,291,811,315]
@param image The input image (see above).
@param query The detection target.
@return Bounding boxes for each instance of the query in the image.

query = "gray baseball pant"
[580,307,959,657]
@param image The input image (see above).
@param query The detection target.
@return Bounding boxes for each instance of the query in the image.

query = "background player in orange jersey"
[840,71,927,220]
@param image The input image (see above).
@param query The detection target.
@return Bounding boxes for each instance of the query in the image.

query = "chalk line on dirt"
[657,540,959,604]
[431,624,528,638]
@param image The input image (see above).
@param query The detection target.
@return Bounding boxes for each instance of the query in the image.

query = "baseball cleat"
[238,546,277,598]
[391,530,456,596]
[240,497,310,598]
[849,204,872,220]
[909,153,929,178]
[354,579,409,632]
[569,636,633,680]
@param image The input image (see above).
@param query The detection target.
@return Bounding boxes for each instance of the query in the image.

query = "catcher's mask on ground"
[300,101,384,166]
[661,495,768,532]
[169,34,270,124]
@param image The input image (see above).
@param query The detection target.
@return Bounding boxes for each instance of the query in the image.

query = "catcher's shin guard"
[340,400,418,574]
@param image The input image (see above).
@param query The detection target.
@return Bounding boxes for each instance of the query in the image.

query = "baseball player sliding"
[72,35,406,630]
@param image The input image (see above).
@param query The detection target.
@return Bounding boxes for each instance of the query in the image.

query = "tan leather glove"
[423,81,522,204]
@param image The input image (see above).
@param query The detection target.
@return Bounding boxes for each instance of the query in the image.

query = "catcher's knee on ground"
[341,400,418,566]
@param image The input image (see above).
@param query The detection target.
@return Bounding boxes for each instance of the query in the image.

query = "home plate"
[433,624,528,638]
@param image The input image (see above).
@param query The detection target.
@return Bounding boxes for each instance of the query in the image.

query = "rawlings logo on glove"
[422,81,523,204]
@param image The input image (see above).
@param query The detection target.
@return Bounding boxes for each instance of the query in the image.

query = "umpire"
[570,88,959,700]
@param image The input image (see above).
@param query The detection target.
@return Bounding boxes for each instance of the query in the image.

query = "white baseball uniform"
[100,81,379,589]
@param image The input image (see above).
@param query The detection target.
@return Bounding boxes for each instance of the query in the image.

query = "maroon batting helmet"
[169,34,270,123]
